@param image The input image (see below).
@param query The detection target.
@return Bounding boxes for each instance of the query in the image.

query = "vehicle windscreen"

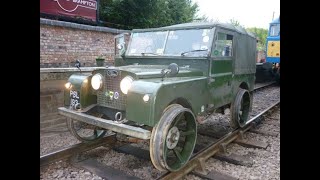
[127,28,213,57]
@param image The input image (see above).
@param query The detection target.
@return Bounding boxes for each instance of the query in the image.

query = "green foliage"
[228,19,268,50]
[99,0,199,29]
[229,18,244,28]
[195,15,220,23]
[246,27,268,50]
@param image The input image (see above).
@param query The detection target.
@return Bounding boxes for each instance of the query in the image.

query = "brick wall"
[40,18,128,68]
[256,50,266,63]
[40,80,66,129]
[40,68,103,130]
[40,18,128,130]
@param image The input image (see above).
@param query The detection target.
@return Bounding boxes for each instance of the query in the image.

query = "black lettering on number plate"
[70,90,80,107]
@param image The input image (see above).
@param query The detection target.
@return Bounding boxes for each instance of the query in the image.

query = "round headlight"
[120,76,133,94]
[65,82,72,89]
[91,73,103,90]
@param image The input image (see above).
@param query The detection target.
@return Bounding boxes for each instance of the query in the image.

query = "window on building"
[213,32,233,57]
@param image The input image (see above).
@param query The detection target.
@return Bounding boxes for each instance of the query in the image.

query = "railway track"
[159,101,279,180]
[40,83,279,179]
[253,81,275,91]
[40,135,116,167]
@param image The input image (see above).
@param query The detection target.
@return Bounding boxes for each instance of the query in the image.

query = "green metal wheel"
[150,104,197,172]
[67,112,107,142]
[230,88,251,128]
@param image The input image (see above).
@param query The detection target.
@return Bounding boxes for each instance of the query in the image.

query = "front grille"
[97,70,127,110]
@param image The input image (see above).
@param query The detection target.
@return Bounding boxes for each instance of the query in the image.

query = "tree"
[229,18,243,28]
[246,27,268,50]
[228,19,268,50]
[99,0,199,29]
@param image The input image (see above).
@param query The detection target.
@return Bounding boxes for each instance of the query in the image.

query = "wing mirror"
[167,63,179,76]
[161,63,179,81]
[117,43,126,57]
[75,60,81,73]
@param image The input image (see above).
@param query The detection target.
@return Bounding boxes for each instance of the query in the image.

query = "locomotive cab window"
[213,32,233,57]
[269,24,280,36]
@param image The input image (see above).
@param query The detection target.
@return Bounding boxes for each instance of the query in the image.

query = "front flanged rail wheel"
[230,88,251,128]
[67,112,107,142]
[150,104,197,172]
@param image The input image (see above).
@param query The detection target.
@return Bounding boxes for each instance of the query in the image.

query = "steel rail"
[159,100,280,180]
[41,84,278,176]
[40,134,116,167]
[253,81,275,91]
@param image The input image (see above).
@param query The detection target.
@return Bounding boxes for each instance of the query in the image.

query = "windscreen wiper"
[181,49,208,56]
[141,52,161,56]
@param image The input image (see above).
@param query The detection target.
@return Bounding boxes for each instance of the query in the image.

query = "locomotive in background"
[255,16,280,83]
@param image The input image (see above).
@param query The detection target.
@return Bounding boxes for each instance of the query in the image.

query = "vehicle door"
[209,28,235,107]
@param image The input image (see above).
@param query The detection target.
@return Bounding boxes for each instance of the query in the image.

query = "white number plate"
[70,90,80,107]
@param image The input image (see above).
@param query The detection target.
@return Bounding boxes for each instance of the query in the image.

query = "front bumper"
[58,106,151,140]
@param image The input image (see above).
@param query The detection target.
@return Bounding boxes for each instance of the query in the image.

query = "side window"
[213,32,233,57]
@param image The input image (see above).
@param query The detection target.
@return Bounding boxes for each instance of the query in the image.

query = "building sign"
[40,0,97,22]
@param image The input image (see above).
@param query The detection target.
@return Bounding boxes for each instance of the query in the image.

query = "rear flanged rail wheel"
[150,104,197,172]
[230,88,251,128]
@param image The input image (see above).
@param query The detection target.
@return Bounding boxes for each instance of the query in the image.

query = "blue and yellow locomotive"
[266,17,280,63]
[266,16,280,82]
[255,16,280,83]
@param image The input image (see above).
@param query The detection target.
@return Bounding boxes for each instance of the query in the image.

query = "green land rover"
[58,22,257,171]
